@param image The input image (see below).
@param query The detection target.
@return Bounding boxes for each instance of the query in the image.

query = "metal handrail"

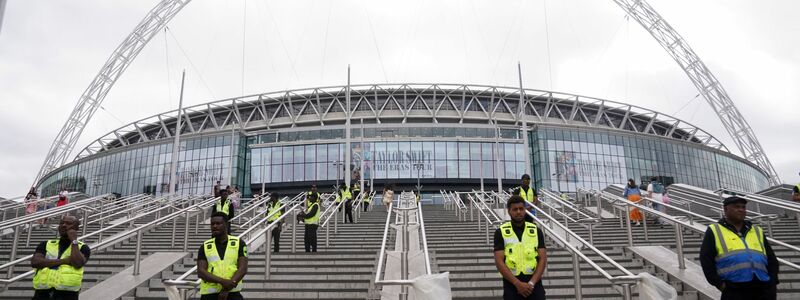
[540,189,597,221]
[716,187,800,213]
[162,197,306,296]
[669,187,777,221]
[373,202,394,285]
[0,193,114,230]
[599,191,800,271]
[374,191,431,293]
[416,202,432,276]
[0,192,83,211]
[467,191,502,223]
[470,190,637,300]
[0,194,217,285]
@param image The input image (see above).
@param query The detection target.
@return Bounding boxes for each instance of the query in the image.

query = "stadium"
[36,83,769,198]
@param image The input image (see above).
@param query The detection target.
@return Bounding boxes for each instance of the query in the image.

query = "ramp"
[81,252,189,300]
[628,246,720,299]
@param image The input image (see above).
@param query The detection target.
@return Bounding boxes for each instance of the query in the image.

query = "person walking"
[266,193,284,253]
[494,196,547,300]
[300,193,320,252]
[25,187,39,216]
[362,188,372,212]
[31,215,91,300]
[213,181,222,198]
[792,175,800,219]
[513,174,538,222]
[56,188,69,207]
[700,196,778,300]
[622,179,643,226]
[646,177,666,225]
[381,184,394,212]
[197,212,248,300]
[212,190,235,233]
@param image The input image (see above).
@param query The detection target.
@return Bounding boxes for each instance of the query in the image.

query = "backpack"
[651,182,665,194]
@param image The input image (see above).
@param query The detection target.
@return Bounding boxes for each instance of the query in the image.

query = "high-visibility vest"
[364,193,372,203]
[416,194,420,203]
[306,191,320,207]
[199,236,244,295]
[305,203,321,225]
[709,223,770,283]
[267,201,282,222]
[32,240,85,291]
[215,199,231,216]
[518,186,536,204]
[336,188,352,203]
[353,183,360,192]
[499,222,539,276]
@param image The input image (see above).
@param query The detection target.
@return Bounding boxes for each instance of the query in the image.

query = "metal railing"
[538,189,601,245]
[598,191,800,271]
[162,193,306,300]
[352,190,376,221]
[373,192,433,300]
[320,192,348,247]
[0,193,114,230]
[0,194,215,287]
[0,192,85,222]
[466,190,638,300]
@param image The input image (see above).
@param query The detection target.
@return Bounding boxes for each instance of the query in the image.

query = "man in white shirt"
[647,177,666,225]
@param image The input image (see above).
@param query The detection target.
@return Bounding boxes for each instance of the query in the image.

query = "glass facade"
[39,124,769,198]
[250,141,527,184]
[531,126,769,193]
[38,134,247,197]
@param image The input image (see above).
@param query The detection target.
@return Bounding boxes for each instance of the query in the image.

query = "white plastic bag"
[637,272,677,300]
[412,272,452,300]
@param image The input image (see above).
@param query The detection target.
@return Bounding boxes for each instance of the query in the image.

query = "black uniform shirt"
[197,237,248,261]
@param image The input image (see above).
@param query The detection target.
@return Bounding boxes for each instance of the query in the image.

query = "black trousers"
[200,292,244,300]
[345,200,354,223]
[363,202,370,212]
[32,289,78,300]
[721,284,776,300]
[268,221,282,252]
[502,279,545,300]
[304,224,318,252]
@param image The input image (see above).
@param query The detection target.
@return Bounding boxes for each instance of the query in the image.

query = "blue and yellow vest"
[709,223,770,283]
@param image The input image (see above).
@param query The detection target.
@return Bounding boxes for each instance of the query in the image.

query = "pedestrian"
[362,188,371,212]
[31,215,91,300]
[494,195,547,300]
[415,190,421,204]
[381,184,394,212]
[646,177,666,225]
[299,193,320,252]
[622,179,643,226]
[25,187,39,216]
[229,186,240,209]
[266,193,284,253]
[197,212,248,300]
[212,190,235,233]
[213,181,221,198]
[513,174,538,222]
[792,174,800,219]
[56,188,69,207]
[700,196,778,300]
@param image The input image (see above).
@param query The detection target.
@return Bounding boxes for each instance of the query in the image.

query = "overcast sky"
[0,0,797,198]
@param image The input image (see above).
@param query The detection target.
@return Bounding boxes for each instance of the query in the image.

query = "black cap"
[723,196,747,206]
[521,174,531,180]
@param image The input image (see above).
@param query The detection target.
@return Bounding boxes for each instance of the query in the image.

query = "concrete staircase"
[138,206,390,299]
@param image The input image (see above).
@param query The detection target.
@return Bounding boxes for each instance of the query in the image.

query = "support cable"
[241,0,247,95]
[363,2,389,84]
[165,27,216,99]
[164,28,173,109]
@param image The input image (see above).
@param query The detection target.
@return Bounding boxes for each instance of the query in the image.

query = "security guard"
[197,212,248,300]
[336,184,352,210]
[306,184,320,209]
[513,174,538,222]
[31,215,90,300]
[300,193,321,252]
[494,195,547,300]
[212,189,235,233]
[700,196,778,299]
[266,193,284,253]
[363,188,372,212]
[352,181,361,203]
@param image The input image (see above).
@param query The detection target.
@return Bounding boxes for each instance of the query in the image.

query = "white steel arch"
[33,0,192,185]
[35,0,780,187]
[612,0,781,184]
